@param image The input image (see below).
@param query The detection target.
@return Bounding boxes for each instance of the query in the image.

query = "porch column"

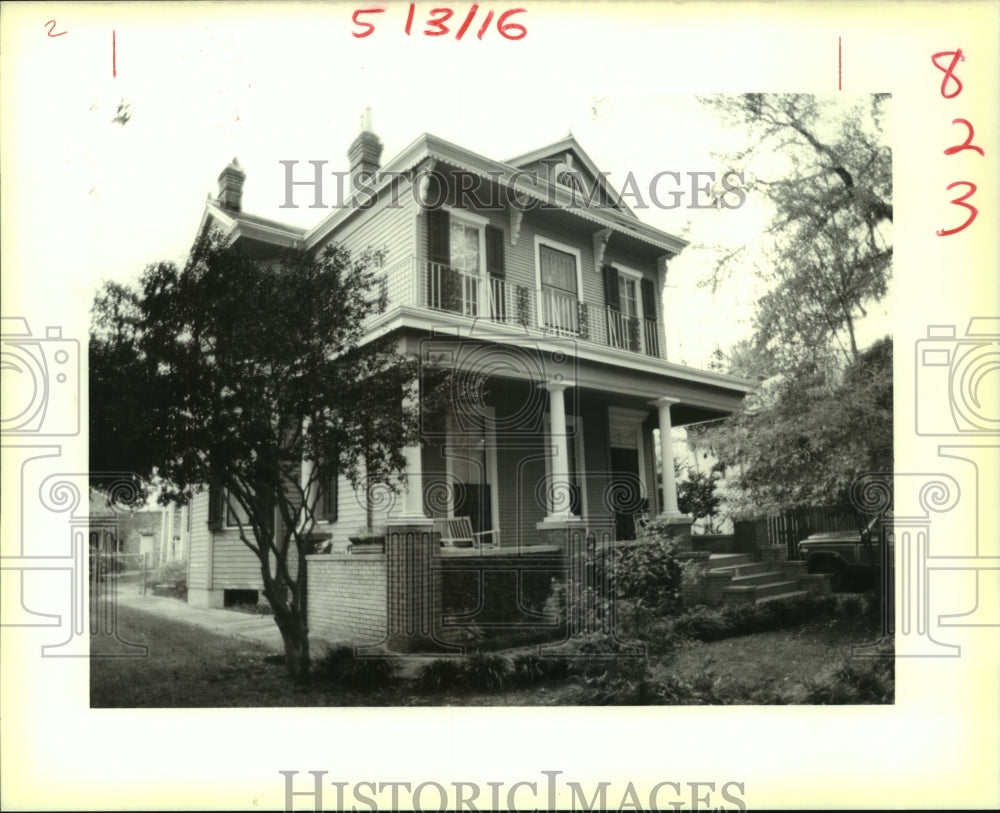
[651,395,693,548]
[399,443,428,518]
[544,380,573,520]
[400,393,428,520]
[653,396,681,515]
[161,501,175,564]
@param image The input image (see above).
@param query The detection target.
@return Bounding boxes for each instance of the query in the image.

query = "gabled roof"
[195,200,306,252]
[304,132,687,257]
[505,134,639,219]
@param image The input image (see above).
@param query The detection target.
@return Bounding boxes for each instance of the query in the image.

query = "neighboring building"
[185,120,754,609]
[89,489,191,567]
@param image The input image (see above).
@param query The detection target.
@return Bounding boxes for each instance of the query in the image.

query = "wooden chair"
[433,516,500,549]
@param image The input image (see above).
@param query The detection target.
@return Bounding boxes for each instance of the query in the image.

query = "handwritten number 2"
[943,118,985,157]
[45,20,67,37]
[936,181,978,237]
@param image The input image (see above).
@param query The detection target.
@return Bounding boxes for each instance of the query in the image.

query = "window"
[606,264,656,354]
[450,220,481,274]
[539,245,578,296]
[226,493,251,527]
[535,237,582,334]
[207,483,251,530]
[426,208,489,316]
[319,473,338,522]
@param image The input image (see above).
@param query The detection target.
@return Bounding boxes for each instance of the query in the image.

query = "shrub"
[611,539,684,612]
[415,658,465,693]
[144,560,187,589]
[543,633,649,682]
[318,646,398,690]
[799,652,894,704]
[544,531,685,635]
[672,605,730,641]
[511,653,570,685]
[667,593,858,644]
[461,652,511,690]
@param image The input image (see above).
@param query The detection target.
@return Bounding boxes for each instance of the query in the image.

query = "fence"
[766,507,858,559]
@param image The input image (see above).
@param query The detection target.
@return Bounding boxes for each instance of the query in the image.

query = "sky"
[2,3,888,370]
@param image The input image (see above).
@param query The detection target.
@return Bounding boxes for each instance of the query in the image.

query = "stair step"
[729,571,786,586]
[754,589,811,605]
[708,562,776,578]
[723,580,801,599]
[707,553,755,568]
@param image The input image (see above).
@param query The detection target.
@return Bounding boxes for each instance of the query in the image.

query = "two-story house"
[185,120,754,612]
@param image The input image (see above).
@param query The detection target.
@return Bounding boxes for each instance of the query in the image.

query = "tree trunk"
[273,606,311,682]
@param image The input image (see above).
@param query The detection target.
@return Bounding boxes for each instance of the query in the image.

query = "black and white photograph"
[1,2,997,810]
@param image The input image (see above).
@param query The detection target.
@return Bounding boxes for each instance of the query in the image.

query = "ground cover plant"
[92,593,892,707]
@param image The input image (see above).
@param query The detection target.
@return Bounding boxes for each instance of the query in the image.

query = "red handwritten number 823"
[936,181,978,237]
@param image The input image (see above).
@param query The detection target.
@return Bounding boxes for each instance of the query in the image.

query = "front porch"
[411,371,697,551]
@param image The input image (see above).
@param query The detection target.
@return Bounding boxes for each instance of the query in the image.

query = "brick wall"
[306,554,387,645]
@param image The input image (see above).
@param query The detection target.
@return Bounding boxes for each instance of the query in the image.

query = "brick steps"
[706,562,780,579]
[722,579,802,604]
[704,553,830,607]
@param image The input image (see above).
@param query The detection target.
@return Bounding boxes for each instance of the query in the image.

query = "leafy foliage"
[89,232,418,680]
[415,658,466,693]
[676,466,722,531]
[318,646,399,690]
[691,337,892,516]
[461,652,512,690]
[699,93,892,370]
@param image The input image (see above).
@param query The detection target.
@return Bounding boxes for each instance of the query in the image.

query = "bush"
[511,653,570,685]
[544,530,686,636]
[415,653,514,693]
[653,592,862,647]
[144,560,187,589]
[318,646,398,690]
[415,658,465,693]
[799,650,894,704]
[461,652,511,690]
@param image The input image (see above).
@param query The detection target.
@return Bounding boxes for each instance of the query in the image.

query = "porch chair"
[433,516,500,549]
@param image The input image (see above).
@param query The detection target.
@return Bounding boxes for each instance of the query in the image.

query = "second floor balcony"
[375,257,663,359]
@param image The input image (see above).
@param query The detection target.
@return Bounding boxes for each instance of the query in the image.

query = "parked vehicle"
[797,516,885,590]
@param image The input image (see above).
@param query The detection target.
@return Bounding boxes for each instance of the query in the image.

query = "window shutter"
[319,472,338,522]
[207,483,223,530]
[485,224,505,279]
[603,264,621,311]
[427,208,450,265]
[640,277,656,320]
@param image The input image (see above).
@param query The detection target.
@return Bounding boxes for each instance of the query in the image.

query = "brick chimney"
[348,107,383,193]
[217,157,246,211]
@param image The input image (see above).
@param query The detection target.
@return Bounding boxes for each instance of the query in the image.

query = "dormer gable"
[505,135,638,219]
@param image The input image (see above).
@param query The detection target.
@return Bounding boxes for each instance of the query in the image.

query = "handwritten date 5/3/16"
[352,5,527,40]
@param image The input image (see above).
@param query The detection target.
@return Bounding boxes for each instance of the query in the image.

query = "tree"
[90,232,418,680]
[699,94,892,370]
[690,337,893,519]
[675,464,722,533]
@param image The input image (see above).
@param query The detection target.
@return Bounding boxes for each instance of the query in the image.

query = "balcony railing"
[370,257,664,359]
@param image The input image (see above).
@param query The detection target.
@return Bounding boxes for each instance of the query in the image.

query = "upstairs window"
[539,245,578,298]
[536,238,582,334]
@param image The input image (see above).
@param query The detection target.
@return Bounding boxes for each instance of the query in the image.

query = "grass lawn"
[91,602,891,707]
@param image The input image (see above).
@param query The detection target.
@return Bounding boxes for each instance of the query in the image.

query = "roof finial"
[361,106,374,133]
